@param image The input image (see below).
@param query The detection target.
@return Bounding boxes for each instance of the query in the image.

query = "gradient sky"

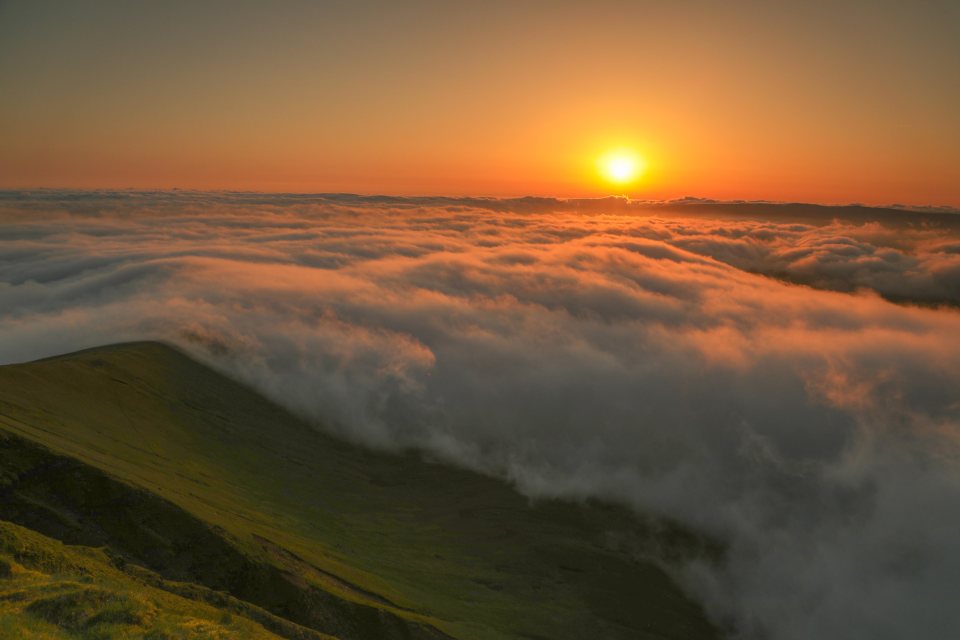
[1,0,958,204]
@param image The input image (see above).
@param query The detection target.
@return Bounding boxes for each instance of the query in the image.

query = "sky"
[1,0,959,203]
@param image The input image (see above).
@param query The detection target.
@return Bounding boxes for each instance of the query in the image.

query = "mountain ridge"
[0,341,720,639]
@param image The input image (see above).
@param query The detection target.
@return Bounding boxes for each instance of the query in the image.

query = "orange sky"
[1,1,958,205]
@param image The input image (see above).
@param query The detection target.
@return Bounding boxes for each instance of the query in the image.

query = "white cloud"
[2,191,960,639]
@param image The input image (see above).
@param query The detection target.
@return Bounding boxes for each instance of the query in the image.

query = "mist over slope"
[2,190,960,639]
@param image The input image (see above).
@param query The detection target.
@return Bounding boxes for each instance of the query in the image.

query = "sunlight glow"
[599,150,646,186]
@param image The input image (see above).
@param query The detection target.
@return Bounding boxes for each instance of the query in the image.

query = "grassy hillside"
[0,518,300,640]
[0,342,719,640]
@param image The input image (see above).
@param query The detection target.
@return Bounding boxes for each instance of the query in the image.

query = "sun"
[599,150,646,186]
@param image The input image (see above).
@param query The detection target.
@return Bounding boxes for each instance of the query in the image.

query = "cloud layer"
[2,191,960,639]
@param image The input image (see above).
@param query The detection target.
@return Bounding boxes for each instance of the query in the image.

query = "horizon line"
[2,186,959,214]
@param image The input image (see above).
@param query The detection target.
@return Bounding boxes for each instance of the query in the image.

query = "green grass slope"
[0,431,438,640]
[0,518,305,640]
[0,342,720,640]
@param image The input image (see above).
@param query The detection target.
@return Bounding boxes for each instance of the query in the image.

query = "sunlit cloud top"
[2,191,960,639]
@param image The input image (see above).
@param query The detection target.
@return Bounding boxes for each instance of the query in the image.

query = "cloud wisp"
[2,191,960,640]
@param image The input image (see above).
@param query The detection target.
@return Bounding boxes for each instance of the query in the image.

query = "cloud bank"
[2,190,960,639]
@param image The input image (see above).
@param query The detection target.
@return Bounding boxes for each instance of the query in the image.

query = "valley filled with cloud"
[2,191,959,640]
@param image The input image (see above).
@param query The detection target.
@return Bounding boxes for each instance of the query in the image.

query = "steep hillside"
[0,342,719,639]
[0,518,299,640]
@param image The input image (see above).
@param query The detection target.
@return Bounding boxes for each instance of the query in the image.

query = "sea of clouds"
[2,190,959,639]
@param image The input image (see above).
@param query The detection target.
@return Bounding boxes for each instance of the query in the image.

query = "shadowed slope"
[0,517,317,640]
[0,342,719,640]
[0,431,444,640]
